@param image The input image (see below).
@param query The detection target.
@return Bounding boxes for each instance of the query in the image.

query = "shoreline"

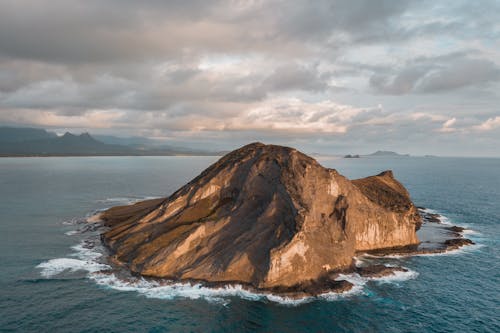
[87,207,475,300]
[47,204,478,302]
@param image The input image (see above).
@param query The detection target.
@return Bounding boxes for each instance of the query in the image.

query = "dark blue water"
[1,156,499,332]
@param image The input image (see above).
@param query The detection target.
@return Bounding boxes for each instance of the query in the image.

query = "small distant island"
[0,127,220,157]
[96,143,472,298]
[367,150,410,157]
[343,150,410,158]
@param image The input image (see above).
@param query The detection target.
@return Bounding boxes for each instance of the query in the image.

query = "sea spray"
[36,209,478,305]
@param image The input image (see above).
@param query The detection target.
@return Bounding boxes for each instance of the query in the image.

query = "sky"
[0,0,499,156]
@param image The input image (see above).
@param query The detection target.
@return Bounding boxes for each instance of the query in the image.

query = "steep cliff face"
[100,143,420,289]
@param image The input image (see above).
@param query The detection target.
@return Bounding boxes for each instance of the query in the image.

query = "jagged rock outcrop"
[100,143,421,292]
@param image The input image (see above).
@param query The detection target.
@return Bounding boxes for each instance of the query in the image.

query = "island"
[367,150,410,157]
[97,142,472,297]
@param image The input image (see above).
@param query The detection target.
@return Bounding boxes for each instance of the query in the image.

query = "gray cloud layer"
[0,0,499,156]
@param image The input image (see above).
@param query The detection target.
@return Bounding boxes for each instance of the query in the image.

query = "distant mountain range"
[0,127,221,157]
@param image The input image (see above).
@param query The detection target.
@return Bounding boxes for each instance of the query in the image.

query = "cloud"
[0,109,124,128]
[370,66,430,95]
[0,0,499,156]
[0,97,378,135]
[437,117,457,133]
[0,0,426,65]
[370,56,500,95]
[417,59,500,93]
[474,116,500,131]
[262,65,328,92]
[223,97,371,134]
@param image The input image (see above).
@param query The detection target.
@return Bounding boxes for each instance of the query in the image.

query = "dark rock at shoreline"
[444,238,475,249]
[356,265,408,278]
[424,213,441,223]
[267,277,354,298]
[364,235,475,257]
[447,226,465,233]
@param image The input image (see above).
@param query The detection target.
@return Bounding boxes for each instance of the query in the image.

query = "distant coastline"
[0,153,222,157]
[0,126,222,157]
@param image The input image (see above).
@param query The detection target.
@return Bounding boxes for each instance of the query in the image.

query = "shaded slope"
[101,143,421,290]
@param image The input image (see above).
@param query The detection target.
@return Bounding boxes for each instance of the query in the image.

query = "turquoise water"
[0,156,499,332]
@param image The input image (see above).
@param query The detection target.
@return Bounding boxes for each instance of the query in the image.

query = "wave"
[414,243,485,257]
[90,273,266,304]
[361,241,484,260]
[337,267,419,288]
[97,196,160,205]
[420,208,482,234]
[88,270,370,306]
[37,239,109,278]
[70,242,103,261]
[37,240,366,305]
[62,217,88,225]
[38,207,480,305]
[36,238,418,305]
[36,258,110,278]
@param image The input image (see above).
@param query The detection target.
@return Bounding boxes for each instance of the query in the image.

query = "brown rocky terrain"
[364,208,475,257]
[355,265,409,278]
[99,142,423,294]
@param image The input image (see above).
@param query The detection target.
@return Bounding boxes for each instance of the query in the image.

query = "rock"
[424,213,441,223]
[444,238,474,250]
[100,143,421,295]
[268,278,354,298]
[356,265,408,278]
[447,226,465,233]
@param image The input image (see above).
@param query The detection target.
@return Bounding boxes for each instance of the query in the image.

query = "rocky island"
[98,143,471,297]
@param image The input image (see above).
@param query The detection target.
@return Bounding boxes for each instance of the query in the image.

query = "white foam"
[70,243,103,261]
[354,256,366,266]
[462,229,481,236]
[61,217,86,225]
[421,208,482,234]
[419,207,438,214]
[98,197,140,203]
[37,238,110,278]
[37,258,110,278]
[333,273,367,295]
[415,243,484,257]
[89,271,366,306]
[98,196,160,205]
[65,230,79,236]
[364,242,485,259]
[334,267,418,290]
[37,249,419,305]
[264,293,314,305]
[43,207,479,305]
[37,238,421,305]
[438,215,452,225]
[370,268,419,284]
[90,272,272,303]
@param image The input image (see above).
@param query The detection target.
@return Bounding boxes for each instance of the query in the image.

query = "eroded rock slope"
[100,143,421,290]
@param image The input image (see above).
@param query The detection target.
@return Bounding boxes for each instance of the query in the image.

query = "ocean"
[0,155,498,332]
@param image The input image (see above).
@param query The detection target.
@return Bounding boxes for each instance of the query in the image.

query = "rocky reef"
[98,143,460,296]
